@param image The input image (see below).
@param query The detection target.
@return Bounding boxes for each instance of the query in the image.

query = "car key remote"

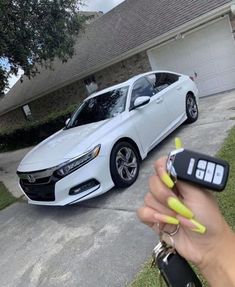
[166,148,229,191]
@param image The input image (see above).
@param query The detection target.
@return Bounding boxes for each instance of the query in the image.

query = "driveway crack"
[78,204,136,213]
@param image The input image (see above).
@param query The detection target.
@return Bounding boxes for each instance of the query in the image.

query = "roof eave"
[1,1,234,116]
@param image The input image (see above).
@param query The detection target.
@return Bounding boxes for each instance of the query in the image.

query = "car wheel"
[185,94,198,123]
[110,142,140,188]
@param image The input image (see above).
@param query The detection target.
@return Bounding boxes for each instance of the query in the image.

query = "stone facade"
[0,51,151,131]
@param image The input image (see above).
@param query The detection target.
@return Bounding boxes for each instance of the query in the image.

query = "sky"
[82,0,125,13]
[5,0,125,93]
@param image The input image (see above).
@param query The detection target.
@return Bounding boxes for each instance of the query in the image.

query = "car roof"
[86,70,183,100]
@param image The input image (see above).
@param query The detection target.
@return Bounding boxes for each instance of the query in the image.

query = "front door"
[128,77,168,153]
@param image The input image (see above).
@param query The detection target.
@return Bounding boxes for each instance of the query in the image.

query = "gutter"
[0,1,234,116]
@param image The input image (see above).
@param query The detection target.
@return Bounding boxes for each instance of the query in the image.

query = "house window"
[22,104,32,120]
[84,75,98,95]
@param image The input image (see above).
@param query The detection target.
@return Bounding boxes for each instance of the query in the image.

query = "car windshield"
[67,86,129,127]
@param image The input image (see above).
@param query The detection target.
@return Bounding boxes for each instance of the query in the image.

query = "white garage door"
[147,17,235,97]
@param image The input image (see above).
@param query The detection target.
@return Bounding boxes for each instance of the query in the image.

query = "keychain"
[152,225,202,287]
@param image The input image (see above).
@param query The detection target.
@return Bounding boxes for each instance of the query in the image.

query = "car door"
[147,72,184,123]
[128,77,168,153]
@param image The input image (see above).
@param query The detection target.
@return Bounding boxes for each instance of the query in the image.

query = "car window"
[147,73,180,93]
[67,86,128,127]
[130,77,155,109]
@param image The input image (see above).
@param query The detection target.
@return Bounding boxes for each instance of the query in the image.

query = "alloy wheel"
[115,147,138,181]
[187,96,198,119]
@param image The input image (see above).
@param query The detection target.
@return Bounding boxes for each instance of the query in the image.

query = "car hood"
[18,119,113,172]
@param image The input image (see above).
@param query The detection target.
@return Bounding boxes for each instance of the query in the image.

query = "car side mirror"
[133,96,150,109]
[65,118,70,126]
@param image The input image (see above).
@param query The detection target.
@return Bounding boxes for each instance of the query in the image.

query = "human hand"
[137,156,233,270]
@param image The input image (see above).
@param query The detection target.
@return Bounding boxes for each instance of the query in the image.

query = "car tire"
[185,93,198,123]
[110,142,140,188]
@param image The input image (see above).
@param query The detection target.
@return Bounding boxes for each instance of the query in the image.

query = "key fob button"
[204,162,216,182]
[187,158,195,175]
[197,160,207,170]
[213,165,224,185]
[196,169,205,180]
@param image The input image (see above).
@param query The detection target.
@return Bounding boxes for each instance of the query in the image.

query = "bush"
[0,105,77,152]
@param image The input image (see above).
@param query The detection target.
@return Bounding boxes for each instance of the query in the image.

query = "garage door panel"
[216,57,235,71]
[199,78,221,96]
[220,70,235,89]
[148,17,235,97]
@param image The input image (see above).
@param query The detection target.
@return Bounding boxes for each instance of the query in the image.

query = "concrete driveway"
[0,90,235,287]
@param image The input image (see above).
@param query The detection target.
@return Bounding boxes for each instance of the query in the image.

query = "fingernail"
[175,137,183,149]
[165,215,179,225]
[167,197,194,219]
[190,219,206,234]
[154,213,179,225]
[160,172,174,189]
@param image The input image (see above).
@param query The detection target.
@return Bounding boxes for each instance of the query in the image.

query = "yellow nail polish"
[190,219,206,234]
[164,216,179,225]
[175,137,183,149]
[167,197,194,219]
[161,172,174,189]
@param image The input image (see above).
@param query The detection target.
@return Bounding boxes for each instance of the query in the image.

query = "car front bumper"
[18,156,114,206]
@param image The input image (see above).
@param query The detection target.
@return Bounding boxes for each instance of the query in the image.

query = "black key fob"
[166,149,229,191]
[157,250,202,287]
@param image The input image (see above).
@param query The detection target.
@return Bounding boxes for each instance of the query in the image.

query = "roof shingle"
[0,0,231,114]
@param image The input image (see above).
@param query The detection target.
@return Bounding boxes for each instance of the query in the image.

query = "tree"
[0,0,86,95]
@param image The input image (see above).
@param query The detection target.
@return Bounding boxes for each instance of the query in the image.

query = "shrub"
[0,104,77,152]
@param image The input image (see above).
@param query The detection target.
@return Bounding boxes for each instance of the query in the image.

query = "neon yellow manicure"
[167,197,194,219]
[161,172,174,189]
[190,219,206,234]
[175,137,183,149]
[164,216,179,225]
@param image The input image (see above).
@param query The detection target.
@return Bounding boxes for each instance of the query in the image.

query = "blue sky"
[4,0,125,92]
[83,0,125,13]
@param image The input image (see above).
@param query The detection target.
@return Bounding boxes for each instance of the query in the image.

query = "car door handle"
[176,86,182,91]
[156,97,163,104]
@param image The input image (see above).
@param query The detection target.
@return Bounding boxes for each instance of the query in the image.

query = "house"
[1,0,235,130]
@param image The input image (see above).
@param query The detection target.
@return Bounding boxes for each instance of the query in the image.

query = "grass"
[130,125,235,287]
[0,182,17,210]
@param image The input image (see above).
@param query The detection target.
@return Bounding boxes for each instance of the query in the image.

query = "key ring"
[159,224,180,249]
[155,222,180,236]
[165,224,180,236]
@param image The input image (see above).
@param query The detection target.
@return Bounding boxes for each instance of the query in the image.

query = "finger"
[177,215,206,234]
[154,156,168,175]
[149,174,194,219]
[137,207,179,230]
[144,192,176,217]
[149,175,175,205]
[176,180,216,202]
[137,206,157,228]
[153,213,179,225]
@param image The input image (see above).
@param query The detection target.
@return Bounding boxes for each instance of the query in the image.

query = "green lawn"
[130,125,235,287]
[0,182,17,210]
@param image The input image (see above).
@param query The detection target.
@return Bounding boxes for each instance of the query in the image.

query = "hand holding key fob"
[166,148,229,191]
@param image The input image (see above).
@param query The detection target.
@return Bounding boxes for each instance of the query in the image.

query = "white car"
[17,71,199,206]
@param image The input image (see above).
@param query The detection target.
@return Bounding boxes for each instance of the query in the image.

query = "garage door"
[147,17,235,97]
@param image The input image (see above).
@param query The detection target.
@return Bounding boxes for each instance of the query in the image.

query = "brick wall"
[95,51,151,90]
[0,108,26,131]
[29,80,87,120]
[0,51,151,131]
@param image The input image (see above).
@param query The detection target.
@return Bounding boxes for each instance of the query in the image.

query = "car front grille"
[18,169,58,202]
[20,179,55,201]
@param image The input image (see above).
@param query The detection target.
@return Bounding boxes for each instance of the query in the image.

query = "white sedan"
[17,71,199,206]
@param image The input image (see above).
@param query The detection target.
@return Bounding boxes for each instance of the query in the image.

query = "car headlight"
[55,145,101,178]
